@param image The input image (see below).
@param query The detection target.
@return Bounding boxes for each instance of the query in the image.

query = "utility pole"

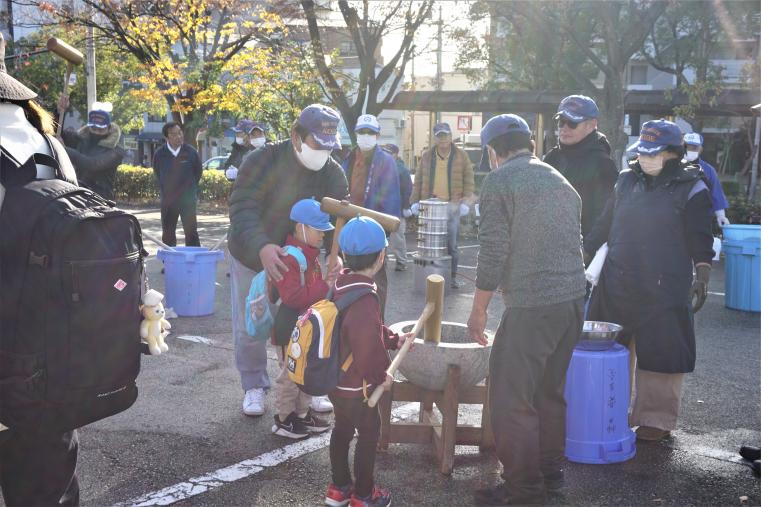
[435,5,442,122]
[85,11,96,111]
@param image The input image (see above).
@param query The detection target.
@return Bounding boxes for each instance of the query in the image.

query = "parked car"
[203,155,229,171]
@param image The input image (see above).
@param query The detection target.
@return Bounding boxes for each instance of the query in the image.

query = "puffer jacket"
[543,130,618,237]
[412,143,475,204]
[62,124,124,200]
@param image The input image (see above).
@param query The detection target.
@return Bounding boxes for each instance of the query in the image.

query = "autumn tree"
[299,0,434,143]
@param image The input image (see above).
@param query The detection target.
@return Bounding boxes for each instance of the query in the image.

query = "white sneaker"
[243,388,266,416]
[309,395,333,413]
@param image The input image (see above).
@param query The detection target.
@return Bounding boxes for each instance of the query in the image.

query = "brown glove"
[690,264,711,313]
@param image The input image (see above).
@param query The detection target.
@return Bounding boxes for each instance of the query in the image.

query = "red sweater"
[272,235,329,311]
[333,270,400,399]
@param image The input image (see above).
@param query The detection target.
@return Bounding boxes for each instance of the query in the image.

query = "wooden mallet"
[47,37,84,135]
[320,197,401,273]
[367,274,444,407]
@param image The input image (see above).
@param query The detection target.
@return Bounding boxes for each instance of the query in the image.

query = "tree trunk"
[597,74,627,170]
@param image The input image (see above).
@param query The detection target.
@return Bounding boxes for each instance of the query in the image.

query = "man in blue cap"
[228,104,348,417]
[584,119,713,442]
[383,143,413,271]
[411,122,475,288]
[59,100,125,200]
[543,94,618,239]
[223,119,268,181]
[468,114,585,505]
[683,132,731,226]
[342,114,400,315]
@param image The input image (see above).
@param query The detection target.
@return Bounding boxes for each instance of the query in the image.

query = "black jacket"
[222,142,253,171]
[62,125,124,200]
[543,130,618,236]
[228,140,349,272]
[152,144,203,204]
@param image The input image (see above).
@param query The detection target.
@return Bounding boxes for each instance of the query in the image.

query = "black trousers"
[489,298,584,503]
[328,394,381,498]
[160,197,200,247]
[0,430,79,506]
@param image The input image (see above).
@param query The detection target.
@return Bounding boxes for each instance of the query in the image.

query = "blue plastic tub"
[564,343,636,464]
[156,247,225,316]
[722,238,761,312]
[723,224,761,242]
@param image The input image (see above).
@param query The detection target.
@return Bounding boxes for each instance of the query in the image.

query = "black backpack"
[0,137,145,434]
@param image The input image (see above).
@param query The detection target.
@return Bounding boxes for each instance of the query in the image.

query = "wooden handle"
[327,216,347,275]
[424,274,445,343]
[367,302,435,407]
[56,62,74,135]
[142,230,177,252]
[321,197,400,233]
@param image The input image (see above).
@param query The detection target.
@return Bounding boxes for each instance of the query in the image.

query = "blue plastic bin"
[564,343,636,464]
[723,224,761,242]
[156,247,225,317]
[722,237,761,312]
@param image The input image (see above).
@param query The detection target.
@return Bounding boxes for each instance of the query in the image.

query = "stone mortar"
[388,321,494,391]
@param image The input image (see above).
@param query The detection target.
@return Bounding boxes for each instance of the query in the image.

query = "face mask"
[296,142,330,171]
[250,137,265,149]
[639,154,664,176]
[356,134,377,152]
[684,151,699,162]
[235,136,245,145]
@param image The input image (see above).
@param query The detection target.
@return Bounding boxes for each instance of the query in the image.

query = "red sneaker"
[349,486,391,507]
[325,483,353,507]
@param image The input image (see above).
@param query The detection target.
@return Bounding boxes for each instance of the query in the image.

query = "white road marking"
[176,335,215,346]
[116,402,419,506]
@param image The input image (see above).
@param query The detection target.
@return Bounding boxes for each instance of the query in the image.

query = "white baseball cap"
[355,114,380,133]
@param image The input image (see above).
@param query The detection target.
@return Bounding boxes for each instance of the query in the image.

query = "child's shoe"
[271,413,309,440]
[349,486,391,507]
[299,409,331,433]
[325,482,353,506]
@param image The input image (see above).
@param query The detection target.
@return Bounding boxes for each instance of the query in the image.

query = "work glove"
[715,209,731,227]
[690,264,711,313]
[459,203,470,217]
[402,208,412,218]
[225,166,238,181]
[410,202,420,216]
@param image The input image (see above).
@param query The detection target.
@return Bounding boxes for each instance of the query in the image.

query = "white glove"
[410,202,420,216]
[402,208,412,218]
[715,209,730,226]
[459,203,470,217]
[225,166,238,180]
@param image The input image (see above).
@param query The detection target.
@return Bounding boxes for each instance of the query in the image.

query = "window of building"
[339,41,354,56]
[630,65,648,85]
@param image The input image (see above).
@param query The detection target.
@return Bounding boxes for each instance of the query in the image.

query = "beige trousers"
[628,340,686,431]
[274,346,312,421]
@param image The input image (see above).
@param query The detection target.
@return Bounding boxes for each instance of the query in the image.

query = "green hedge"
[727,195,761,225]
[114,165,232,204]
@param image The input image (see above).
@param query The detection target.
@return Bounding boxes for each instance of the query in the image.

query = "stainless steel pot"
[577,321,623,351]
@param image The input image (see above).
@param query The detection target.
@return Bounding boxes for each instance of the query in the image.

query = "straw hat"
[0,32,38,101]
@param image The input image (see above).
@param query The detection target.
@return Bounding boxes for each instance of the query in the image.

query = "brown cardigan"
[412,144,475,204]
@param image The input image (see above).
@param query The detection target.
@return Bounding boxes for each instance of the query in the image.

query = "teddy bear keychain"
[140,289,171,355]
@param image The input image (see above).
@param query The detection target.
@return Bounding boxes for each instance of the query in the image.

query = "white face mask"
[250,137,265,149]
[639,154,664,176]
[356,134,377,152]
[684,151,699,162]
[235,136,245,145]
[296,142,330,171]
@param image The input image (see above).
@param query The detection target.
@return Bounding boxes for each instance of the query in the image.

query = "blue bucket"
[564,343,636,464]
[156,247,225,316]
[722,238,761,313]
[723,224,761,242]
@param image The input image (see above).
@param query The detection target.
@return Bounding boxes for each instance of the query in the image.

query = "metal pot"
[576,321,623,351]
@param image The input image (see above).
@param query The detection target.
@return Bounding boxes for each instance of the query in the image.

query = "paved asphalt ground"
[7,205,759,507]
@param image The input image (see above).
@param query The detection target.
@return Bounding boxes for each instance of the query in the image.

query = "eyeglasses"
[557,118,581,129]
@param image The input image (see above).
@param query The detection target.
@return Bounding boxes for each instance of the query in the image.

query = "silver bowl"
[577,321,623,351]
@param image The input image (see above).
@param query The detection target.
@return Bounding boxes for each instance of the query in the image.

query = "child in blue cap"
[270,198,336,439]
[324,216,412,507]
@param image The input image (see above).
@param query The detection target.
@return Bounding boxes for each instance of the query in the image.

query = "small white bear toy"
[140,289,171,355]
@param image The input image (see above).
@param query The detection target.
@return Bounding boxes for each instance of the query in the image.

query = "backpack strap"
[282,245,307,287]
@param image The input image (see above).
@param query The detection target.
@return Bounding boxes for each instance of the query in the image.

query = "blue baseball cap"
[339,216,388,255]
[383,143,400,154]
[627,119,683,155]
[290,199,334,232]
[87,109,111,128]
[554,95,599,122]
[299,104,342,149]
[683,132,703,146]
[249,122,267,133]
[233,119,255,133]
[480,114,531,146]
[433,122,452,136]
[355,114,380,133]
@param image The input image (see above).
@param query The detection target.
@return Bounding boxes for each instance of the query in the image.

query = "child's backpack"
[0,139,146,434]
[286,288,373,396]
[245,245,306,340]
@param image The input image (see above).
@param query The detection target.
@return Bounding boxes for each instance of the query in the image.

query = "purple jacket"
[342,145,401,217]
